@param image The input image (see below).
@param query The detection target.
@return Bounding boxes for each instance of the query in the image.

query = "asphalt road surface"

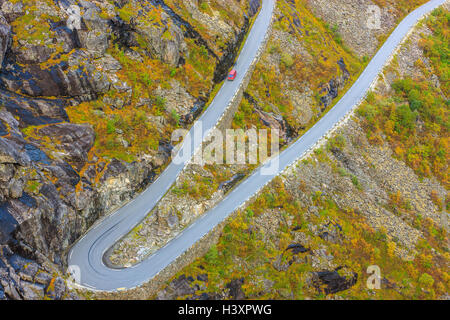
[68,0,446,291]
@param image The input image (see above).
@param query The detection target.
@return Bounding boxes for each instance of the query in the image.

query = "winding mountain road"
[68,0,446,292]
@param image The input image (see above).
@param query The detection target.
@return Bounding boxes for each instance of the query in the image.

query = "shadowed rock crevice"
[319,58,350,109]
[311,266,358,295]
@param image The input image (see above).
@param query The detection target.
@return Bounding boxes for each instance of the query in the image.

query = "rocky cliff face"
[0,0,257,299]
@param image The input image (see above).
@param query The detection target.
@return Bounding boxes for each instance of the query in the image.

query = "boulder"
[37,123,95,170]
[13,41,54,65]
[318,221,343,243]
[255,108,291,142]
[135,19,187,67]
[311,266,358,295]
[54,26,78,54]
[319,58,350,108]
[8,178,23,199]
[169,275,196,298]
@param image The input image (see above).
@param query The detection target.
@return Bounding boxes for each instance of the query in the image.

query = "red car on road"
[228,69,237,81]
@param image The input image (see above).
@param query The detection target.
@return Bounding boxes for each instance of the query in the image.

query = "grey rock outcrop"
[0,12,11,69]
[1,1,24,23]
[310,266,358,295]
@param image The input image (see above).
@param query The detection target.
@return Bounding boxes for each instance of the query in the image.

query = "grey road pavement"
[68,0,445,291]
